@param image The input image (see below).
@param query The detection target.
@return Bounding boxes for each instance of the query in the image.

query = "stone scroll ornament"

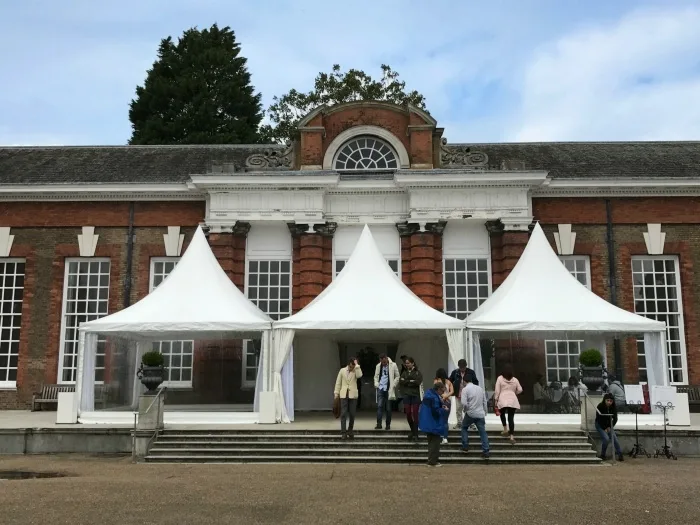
[440,138,488,167]
[245,142,295,169]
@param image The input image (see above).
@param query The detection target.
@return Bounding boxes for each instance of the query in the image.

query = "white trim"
[441,256,493,318]
[190,174,339,190]
[0,227,15,257]
[77,226,98,257]
[396,170,549,188]
[163,227,185,257]
[58,257,111,385]
[553,224,576,256]
[559,255,591,290]
[0,257,25,389]
[643,224,666,255]
[323,126,410,170]
[535,178,700,197]
[0,183,200,201]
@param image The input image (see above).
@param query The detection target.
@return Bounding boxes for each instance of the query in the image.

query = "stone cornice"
[534,178,700,197]
[0,183,201,202]
[395,170,549,189]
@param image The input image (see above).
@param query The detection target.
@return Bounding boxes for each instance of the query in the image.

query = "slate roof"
[0,141,699,184]
[452,141,700,179]
[0,144,285,184]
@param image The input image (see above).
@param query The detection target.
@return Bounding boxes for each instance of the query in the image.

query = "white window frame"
[58,257,110,384]
[242,256,292,388]
[333,258,400,278]
[545,339,584,383]
[149,257,193,388]
[559,255,591,290]
[0,258,25,389]
[631,255,687,385]
[442,257,492,320]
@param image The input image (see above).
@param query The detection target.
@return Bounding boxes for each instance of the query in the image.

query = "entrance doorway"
[338,342,398,411]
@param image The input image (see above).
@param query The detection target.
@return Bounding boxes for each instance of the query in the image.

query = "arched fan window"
[333,136,399,170]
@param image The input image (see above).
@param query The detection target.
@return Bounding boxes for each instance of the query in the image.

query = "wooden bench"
[676,385,700,412]
[31,384,76,411]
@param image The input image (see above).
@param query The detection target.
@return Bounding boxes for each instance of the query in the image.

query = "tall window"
[632,256,686,384]
[443,258,490,319]
[334,259,399,278]
[59,259,110,383]
[333,136,398,171]
[560,256,591,289]
[149,258,193,388]
[0,259,25,388]
[546,340,583,383]
[244,260,292,386]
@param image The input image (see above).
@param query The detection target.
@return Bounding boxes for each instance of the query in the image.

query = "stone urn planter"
[579,348,605,392]
[137,351,165,393]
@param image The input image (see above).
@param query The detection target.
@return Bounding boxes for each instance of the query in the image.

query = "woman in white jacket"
[373,354,400,430]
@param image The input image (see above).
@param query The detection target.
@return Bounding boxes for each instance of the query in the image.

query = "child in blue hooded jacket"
[418,381,449,467]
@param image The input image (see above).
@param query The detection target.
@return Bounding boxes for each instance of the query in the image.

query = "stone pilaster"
[288,222,337,312]
[207,221,250,291]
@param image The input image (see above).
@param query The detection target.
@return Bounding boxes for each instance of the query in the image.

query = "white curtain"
[644,330,669,386]
[271,328,296,423]
[445,329,464,428]
[76,330,98,413]
[470,331,485,388]
[281,346,295,421]
[253,349,264,412]
[131,342,146,410]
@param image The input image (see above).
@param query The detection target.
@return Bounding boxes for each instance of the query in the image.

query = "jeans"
[426,433,441,465]
[461,416,490,453]
[439,399,450,438]
[340,398,357,433]
[595,421,622,457]
[500,407,516,434]
[376,390,392,427]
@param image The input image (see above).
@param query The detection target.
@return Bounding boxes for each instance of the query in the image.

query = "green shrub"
[141,351,164,367]
[579,348,603,367]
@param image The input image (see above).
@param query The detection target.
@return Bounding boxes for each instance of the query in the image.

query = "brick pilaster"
[487,220,530,289]
[288,223,336,313]
[207,222,250,292]
[397,221,446,309]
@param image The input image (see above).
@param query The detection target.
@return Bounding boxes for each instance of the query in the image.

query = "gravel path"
[0,455,695,524]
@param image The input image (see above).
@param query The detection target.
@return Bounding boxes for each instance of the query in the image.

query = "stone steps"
[145,429,601,465]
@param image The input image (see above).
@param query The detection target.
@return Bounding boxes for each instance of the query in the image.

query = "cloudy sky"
[1,0,699,146]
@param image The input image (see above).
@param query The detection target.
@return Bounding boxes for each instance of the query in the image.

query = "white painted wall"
[246,222,292,259]
[442,220,490,257]
[397,336,450,381]
[294,336,340,411]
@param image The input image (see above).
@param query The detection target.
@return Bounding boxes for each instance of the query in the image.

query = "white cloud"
[509,6,700,141]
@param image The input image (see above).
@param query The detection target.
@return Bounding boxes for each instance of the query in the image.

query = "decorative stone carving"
[484,220,503,235]
[287,222,337,237]
[643,223,665,255]
[163,226,185,257]
[553,224,576,255]
[0,227,14,257]
[395,221,446,236]
[245,142,295,170]
[440,138,488,168]
[78,226,98,257]
[232,221,252,236]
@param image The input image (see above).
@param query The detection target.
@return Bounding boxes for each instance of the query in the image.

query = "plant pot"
[137,365,164,392]
[580,366,604,392]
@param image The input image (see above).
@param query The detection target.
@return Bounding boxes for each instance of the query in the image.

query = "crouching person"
[460,375,490,460]
[419,381,449,467]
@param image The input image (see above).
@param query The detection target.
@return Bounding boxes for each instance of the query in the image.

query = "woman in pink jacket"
[494,364,523,444]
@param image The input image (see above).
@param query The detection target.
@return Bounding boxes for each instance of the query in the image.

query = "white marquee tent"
[466,223,669,387]
[267,225,465,423]
[75,226,272,420]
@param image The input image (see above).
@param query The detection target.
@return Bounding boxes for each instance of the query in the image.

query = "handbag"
[332,396,341,419]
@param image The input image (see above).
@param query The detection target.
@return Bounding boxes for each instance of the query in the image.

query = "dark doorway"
[338,342,398,411]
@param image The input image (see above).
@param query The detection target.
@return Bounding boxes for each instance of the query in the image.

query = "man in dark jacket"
[418,381,449,467]
[449,359,479,427]
[595,393,624,461]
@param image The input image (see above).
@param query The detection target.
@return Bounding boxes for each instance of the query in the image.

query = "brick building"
[0,100,698,411]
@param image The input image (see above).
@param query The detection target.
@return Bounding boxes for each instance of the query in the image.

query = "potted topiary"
[137,351,165,393]
[579,348,605,392]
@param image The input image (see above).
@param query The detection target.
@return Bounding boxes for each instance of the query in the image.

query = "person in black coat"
[595,393,624,461]
[449,359,479,427]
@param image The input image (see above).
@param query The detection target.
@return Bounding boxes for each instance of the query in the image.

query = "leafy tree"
[260,64,427,144]
[129,24,263,145]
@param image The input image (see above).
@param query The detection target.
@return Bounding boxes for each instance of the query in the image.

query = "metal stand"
[654,402,678,460]
[627,402,650,459]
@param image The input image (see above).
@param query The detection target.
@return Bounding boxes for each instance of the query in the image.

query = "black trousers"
[340,398,357,433]
[427,433,441,465]
[500,407,516,434]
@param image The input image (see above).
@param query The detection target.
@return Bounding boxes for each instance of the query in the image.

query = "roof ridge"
[0,144,284,150]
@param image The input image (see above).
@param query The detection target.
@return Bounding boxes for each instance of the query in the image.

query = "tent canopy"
[466,223,665,334]
[80,226,272,340]
[274,225,463,336]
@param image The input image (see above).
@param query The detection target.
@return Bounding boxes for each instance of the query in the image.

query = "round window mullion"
[333,135,399,171]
